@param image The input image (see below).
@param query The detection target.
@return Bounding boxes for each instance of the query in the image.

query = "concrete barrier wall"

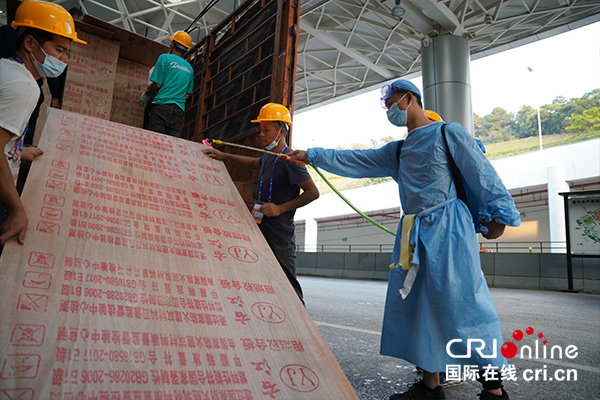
[296,252,600,293]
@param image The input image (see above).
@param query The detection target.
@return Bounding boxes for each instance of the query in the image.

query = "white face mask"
[33,39,67,78]
[265,131,282,151]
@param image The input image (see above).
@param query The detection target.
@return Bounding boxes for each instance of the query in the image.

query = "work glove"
[139,92,152,107]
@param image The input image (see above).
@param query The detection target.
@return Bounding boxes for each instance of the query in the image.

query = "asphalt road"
[300,276,600,400]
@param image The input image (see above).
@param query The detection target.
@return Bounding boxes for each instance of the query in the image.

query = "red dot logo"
[513,330,523,341]
[526,327,534,335]
[502,326,548,360]
[501,342,518,359]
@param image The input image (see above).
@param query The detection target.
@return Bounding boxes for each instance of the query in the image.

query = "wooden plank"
[0,109,358,399]
[80,15,168,68]
[74,20,114,41]
[110,59,150,128]
[62,31,120,120]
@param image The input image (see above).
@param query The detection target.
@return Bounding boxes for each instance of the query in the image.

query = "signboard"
[566,194,600,255]
[0,109,358,399]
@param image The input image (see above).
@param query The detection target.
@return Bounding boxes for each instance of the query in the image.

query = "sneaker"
[389,380,446,400]
[478,388,509,399]
[438,372,465,388]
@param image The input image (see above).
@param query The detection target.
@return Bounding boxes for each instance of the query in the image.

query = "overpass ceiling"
[53,0,600,110]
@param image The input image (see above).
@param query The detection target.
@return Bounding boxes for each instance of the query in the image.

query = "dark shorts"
[148,103,184,138]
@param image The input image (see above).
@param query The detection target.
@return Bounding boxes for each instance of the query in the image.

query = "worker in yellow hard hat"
[251,103,294,149]
[169,31,192,51]
[45,8,85,112]
[140,30,194,138]
[203,103,319,305]
[0,1,85,246]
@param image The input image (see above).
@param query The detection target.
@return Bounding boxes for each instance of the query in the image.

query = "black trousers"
[267,241,304,306]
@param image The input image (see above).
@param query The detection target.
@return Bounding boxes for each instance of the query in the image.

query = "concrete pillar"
[303,218,318,252]
[547,164,569,253]
[421,34,474,134]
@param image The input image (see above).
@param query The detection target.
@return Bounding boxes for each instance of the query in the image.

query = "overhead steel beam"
[114,0,135,33]
[299,20,395,79]
[399,0,437,34]
[416,0,464,35]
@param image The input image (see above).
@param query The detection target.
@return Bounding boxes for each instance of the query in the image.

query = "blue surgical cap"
[381,79,422,106]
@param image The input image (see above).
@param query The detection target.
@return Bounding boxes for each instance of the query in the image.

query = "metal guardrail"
[297,244,394,253]
[297,241,569,254]
[478,241,568,253]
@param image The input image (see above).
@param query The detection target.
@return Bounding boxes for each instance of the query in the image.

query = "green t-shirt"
[150,53,194,111]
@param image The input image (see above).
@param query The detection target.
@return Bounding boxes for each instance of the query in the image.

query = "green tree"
[570,89,600,114]
[562,89,600,135]
[542,96,573,135]
[514,105,538,139]
[473,113,485,139]
[481,107,516,143]
[565,107,600,134]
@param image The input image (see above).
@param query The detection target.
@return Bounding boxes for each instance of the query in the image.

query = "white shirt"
[0,58,40,181]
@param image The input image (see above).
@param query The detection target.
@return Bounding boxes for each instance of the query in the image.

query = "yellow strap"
[398,214,416,270]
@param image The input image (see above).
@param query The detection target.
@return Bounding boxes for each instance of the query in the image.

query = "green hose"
[207,139,396,236]
[308,163,396,237]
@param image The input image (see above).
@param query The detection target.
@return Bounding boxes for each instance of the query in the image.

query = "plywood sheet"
[62,31,119,120]
[79,15,168,68]
[0,109,358,399]
[110,59,150,128]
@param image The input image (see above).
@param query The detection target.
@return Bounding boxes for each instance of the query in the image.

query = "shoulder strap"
[395,140,404,163]
[441,124,467,205]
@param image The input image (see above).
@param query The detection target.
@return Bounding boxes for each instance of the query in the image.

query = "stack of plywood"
[0,109,358,399]
[110,58,150,128]
[61,31,120,120]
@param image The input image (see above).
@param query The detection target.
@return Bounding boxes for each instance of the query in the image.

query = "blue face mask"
[33,40,67,78]
[386,93,410,127]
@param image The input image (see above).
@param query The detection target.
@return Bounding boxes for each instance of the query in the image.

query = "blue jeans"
[148,103,184,138]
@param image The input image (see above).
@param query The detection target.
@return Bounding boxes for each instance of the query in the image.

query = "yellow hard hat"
[424,109,443,122]
[11,1,86,44]
[251,103,293,126]
[169,31,192,49]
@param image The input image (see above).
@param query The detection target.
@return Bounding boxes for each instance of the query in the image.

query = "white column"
[547,164,569,253]
[303,218,318,253]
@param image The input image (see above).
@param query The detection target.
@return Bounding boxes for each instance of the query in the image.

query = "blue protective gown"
[307,121,521,372]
